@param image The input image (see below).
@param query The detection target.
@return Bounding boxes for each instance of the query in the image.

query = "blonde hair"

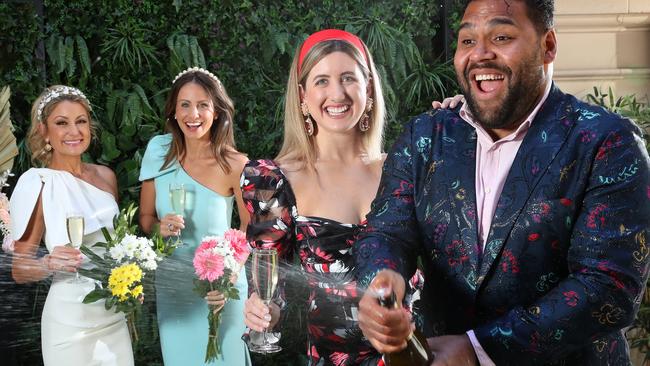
[276,39,386,169]
[162,71,237,174]
[27,85,95,167]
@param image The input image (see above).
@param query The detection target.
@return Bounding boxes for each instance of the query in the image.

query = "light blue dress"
[139,134,250,366]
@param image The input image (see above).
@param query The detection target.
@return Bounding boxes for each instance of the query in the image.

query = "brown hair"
[27,85,95,167]
[162,71,237,173]
[276,39,386,169]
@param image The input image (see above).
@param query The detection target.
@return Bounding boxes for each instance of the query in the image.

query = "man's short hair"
[463,0,555,35]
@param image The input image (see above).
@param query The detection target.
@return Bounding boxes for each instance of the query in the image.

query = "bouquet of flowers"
[79,203,175,339]
[193,228,250,362]
[0,170,14,252]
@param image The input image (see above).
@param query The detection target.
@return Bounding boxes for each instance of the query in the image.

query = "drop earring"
[301,101,314,136]
[359,97,373,132]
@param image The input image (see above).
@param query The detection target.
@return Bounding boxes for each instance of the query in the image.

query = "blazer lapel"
[478,85,576,281]
[440,114,482,293]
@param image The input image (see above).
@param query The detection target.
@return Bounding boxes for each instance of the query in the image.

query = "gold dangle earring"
[301,101,314,136]
[359,97,373,132]
[44,138,52,152]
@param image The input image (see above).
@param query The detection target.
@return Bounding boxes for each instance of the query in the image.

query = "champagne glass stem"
[262,301,270,348]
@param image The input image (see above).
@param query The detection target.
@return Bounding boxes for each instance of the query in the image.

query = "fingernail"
[263,314,271,321]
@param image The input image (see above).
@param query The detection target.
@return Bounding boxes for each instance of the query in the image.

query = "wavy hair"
[162,71,237,173]
[27,85,95,167]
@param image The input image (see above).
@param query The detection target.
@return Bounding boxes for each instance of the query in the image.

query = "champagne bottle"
[378,290,432,366]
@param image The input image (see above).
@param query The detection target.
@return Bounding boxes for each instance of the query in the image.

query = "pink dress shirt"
[460,81,552,366]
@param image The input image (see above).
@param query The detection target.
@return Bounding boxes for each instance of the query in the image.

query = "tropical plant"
[101,20,159,69]
[44,34,92,86]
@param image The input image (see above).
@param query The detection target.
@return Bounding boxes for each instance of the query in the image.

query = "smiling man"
[354,1,650,365]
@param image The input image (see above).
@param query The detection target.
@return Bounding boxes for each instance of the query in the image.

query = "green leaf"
[75,35,91,75]
[65,36,76,77]
[101,227,112,243]
[273,32,289,55]
[77,268,107,282]
[132,84,152,111]
[45,35,60,70]
[56,36,66,74]
[189,38,200,68]
[83,288,109,304]
[105,295,116,310]
[100,131,120,161]
[80,245,108,266]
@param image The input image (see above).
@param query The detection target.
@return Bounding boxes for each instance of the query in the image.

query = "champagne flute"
[66,213,85,283]
[169,183,185,245]
[249,248,282,353]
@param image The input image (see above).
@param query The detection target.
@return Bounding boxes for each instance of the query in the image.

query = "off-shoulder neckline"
[253,159,367,227]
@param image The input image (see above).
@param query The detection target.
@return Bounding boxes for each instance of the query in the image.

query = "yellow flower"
[132,285,143,298]
[108,263,143,302]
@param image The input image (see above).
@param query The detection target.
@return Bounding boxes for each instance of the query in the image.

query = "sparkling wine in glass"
[249,248,282,353]
[169,183,185,246]
[66,214,85,283]
[169,183,186,215]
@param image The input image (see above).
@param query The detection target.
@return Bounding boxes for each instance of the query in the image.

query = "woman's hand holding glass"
[160,213,185,238]
[243,292,280,332]
[45,245,83,274]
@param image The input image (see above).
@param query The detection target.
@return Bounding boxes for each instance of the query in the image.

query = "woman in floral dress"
[241,29,422,366]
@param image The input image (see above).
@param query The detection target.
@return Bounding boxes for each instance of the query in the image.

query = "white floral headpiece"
[172,66,222,88]
[37,86,90,122]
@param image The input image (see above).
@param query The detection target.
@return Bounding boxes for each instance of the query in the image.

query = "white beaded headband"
[37,86,90,122]
[172,66,222,88]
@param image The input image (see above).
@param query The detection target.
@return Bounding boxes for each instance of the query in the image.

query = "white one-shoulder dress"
[10,168,134,366]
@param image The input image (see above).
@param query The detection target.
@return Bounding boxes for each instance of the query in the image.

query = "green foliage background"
[1,0,466,204]
[0,0,465,364]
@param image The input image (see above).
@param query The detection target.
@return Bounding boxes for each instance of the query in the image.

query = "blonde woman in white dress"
[10,85,134,366]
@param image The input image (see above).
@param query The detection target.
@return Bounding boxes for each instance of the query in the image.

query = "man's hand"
[358,269,412,353]
[432,94,465,109]
[428,335,478,366]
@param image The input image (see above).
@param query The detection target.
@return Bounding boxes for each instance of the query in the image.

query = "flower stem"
[128,314,139,343]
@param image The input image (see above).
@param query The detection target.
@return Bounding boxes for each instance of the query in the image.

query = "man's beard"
[458,54,544,131]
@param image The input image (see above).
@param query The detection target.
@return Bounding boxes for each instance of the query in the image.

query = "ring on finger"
[167,223,174,231]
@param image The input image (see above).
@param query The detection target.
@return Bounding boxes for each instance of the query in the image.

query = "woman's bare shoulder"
[85,163,118,197]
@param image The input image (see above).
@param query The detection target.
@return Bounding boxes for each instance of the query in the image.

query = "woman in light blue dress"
[138,67,250,365]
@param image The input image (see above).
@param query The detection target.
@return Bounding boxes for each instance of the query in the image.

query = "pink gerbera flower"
[223,228,250,264]
[193,248,225,282]
[196,237,219,253]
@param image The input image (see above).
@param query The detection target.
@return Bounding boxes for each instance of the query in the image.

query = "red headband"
[297,29,369,75]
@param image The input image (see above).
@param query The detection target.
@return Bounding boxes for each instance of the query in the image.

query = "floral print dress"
[241,159,384,366]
